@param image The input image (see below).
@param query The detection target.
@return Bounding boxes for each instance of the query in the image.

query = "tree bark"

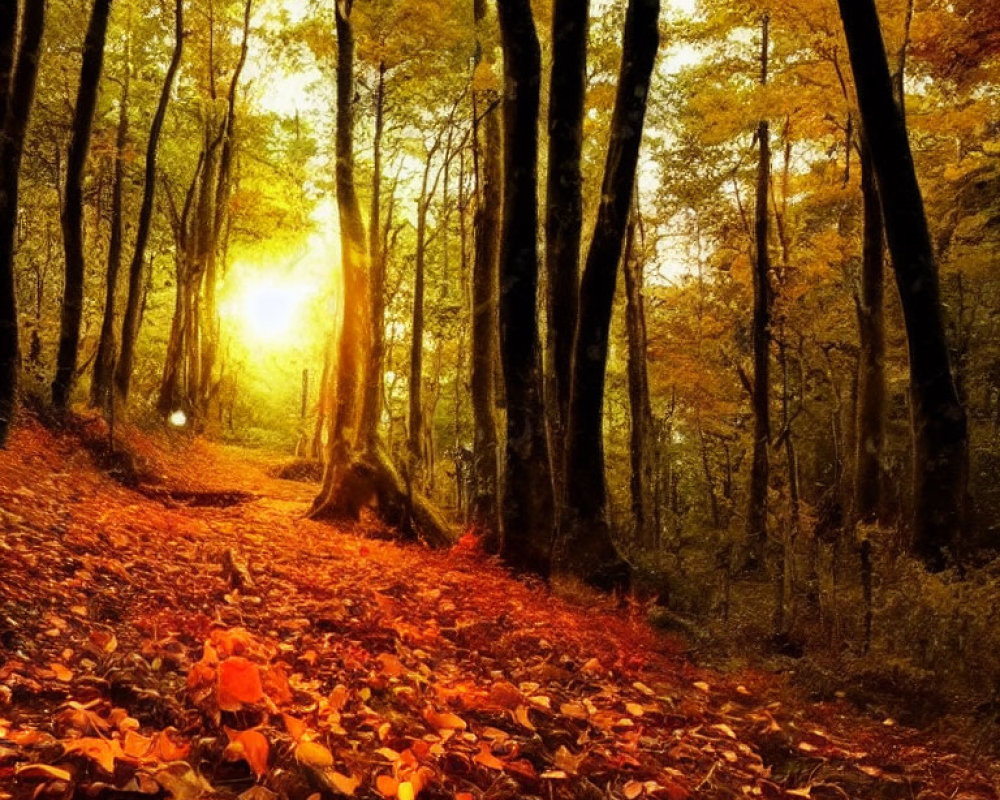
[91,38,130,411]
[623,209,654,546]
[544,0,588,501]
[470,0,501,546]
[0,0,45,445]
[496,0,554,577]
[115,0,183,404]
[53,0,114,411]
[853,139,886,524]
[838,0,969,570]
[745,14,772,572]
[560,0,659,588]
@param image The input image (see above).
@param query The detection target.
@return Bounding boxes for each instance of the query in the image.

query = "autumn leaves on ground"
[0,416,994,800]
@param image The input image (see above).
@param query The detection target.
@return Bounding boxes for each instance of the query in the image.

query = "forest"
[1,0,1000,798]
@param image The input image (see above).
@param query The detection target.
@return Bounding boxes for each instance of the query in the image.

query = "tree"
[744,13,772,572]
[495,0,554,576]
[838,0,969,570]
[114,0,183,405]
[0,0,46,445]
[53,0,114,411]
[544,0,588,501]
[469,0,501,543]
[560,0,660,588]
[90,26,130,411]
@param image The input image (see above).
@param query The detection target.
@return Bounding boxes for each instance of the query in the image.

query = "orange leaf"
[122,730,153,759]
[376,774,398,798]
[330,772,359,795]
[423,708,466,732]
[283,714,307,742]
[224,727,269,778]
[263,663,293,706]
[217,657,264,711]
[150,730,190,761]
[473,742,504,770]
[49,663,73,682]
[377,653,405,677]
[62,737,119,774]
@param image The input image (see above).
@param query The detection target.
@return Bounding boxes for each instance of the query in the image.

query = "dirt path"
[0,416,997,800]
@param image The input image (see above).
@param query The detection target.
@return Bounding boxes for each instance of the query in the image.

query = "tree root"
[309,446,454,548]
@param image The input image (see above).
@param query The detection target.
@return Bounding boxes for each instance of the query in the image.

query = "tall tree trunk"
[544,0,588,502]
[91,36,130,411]
[853,139,886,524]
[560,0,659,588]
[838,0,969,570]
[0,0,45,445]
[623,208,654,546]
[470,0,501,545]
[359,61,386,448]
[409,154,435,483]
[745,13,772,572]
[53,0,113,411]
[115,0,183,404]
[311,0,371,513]
[496,0,554,576]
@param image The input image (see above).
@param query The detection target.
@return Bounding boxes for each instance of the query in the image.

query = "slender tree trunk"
[745,13,772,572]
[53,0,114,410]
[91,38,130,411]
[0,0,45,445]
[838,0,969,570]
[409,156,434,482]
[115,0,183,404]
[470,0,501,545]
[359,61,386,448]
[623,209,654,545]
[496,0,554,576]
[853,139,886,524]
[560,0,659,588]
[544,0,588,501]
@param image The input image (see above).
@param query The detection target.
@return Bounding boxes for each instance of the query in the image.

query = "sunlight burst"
[223,278,311,347]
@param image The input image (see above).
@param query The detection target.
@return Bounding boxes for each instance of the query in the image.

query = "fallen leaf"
[63,736,119,773]
[423,708,466,731]
[296,740,334,768]
[624,780,644,799]
[14,764,72,781]
[473,742,505,770]
[49,662,73,682]
[376,774,398,798]
[224,727,269,778]
[329,771,359,795]
[218,657,265,711]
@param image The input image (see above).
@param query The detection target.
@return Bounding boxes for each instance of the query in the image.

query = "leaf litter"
[0,415,997,800]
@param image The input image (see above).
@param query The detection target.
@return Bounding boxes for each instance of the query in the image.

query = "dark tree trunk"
[0,0,45,445]
[53,0,113,411]
[496,0,554,577]
[623,209,654,546]
[745,14,772,572]
[470,0,501,546]
[853,139,886,524]
[838,0,969,570]
[115,0,183,404]
[91,44,130,411]
[560,0,659,588]
[544,0,588,500]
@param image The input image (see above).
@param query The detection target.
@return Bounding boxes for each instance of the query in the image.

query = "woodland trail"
[0,416,997,800]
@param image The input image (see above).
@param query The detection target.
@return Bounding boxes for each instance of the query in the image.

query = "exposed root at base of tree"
[308,445,454,549]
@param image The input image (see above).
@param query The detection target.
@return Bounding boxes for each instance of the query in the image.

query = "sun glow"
[223,277,312,347]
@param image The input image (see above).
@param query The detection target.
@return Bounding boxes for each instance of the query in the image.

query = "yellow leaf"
[295,740,334,768]
[14,764,72,781]
[626,702,644,717]
[513,705,535,731]
[397,781,415,800]
[624,780,644,799]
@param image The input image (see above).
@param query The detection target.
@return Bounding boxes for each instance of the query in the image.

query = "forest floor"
[0,414,997,800]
